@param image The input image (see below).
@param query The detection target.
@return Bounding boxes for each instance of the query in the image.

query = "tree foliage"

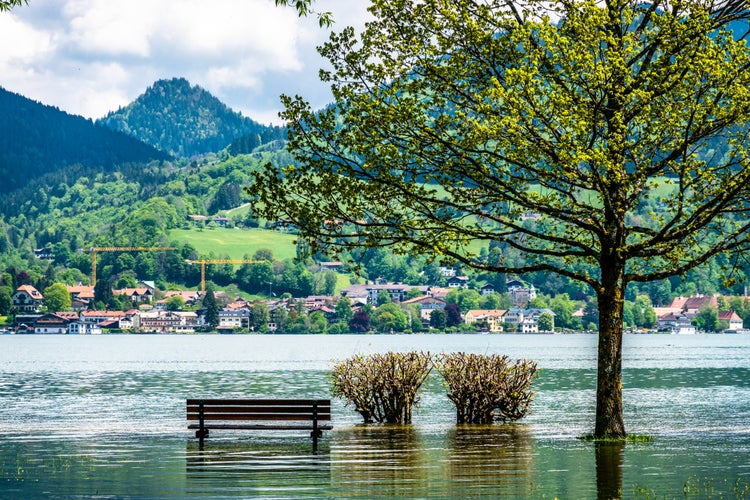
[430,308,447,330]
[251,0,750,439]
[349,308,371,332]
[274,0,333,27]
[43,283,71,312]
[0,0,26,11]
[202,287,220,327]
[0,286,12,315]
[371,302,408,332]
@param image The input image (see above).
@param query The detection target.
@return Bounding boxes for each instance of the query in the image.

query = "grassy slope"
[169,227,353,296]
[169,227,298,261]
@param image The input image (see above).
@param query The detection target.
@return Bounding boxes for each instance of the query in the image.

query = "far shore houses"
[7,280,748,335]
[654,295,746,334]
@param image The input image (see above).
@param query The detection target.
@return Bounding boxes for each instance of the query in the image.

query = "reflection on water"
[1,334,750,498]
[445,424,536,497]
[187,440,333,498]
[332,426,426,497]
[596,441,624,500]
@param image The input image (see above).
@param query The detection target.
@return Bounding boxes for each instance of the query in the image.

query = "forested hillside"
[0,87,170,194]
[97,78,286,158]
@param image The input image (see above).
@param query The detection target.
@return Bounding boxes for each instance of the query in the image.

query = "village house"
[157,290,203,309]
[80,310,128,326]
[67,285,94,311]
[33,313,73,334]
[266,299,292,331]
[341,283,429,305]
[503,308,555,333]
[664,295,718,315]
[97,310,140,331]
[319,262,344,272]
[138,310,198,333]
[657,312,697,334]
[506,279,537,307]
[188,215,229,227]
[68,321,102,335]
[218,307,250,331]
[464,309,507,332]
[656,295,744,333]
[401,295,447,323]
[480,283,496,295]
[447,276,470,288]
[12,285,44,313]
[718,310,744,331]
[33,248,54,260]
[113,287,153,304]
[439,267,457,278]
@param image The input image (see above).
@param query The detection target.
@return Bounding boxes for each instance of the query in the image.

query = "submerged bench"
[186,398,332,451]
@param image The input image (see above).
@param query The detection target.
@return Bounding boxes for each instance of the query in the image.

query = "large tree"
[43,283,72,312]
[255,0,750,438]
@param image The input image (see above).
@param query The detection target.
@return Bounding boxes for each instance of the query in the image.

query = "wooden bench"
[186,398,332,451]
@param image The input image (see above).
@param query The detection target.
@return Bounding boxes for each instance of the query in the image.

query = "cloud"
[1,0,368,124]
[0,12,54,64]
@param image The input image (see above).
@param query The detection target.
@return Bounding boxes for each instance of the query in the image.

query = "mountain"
[97,78,285,158]
[0,87,170,194]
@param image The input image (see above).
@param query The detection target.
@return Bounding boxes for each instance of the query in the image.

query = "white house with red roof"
[12,285,44,313]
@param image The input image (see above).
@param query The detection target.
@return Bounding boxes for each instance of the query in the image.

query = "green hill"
[97,78,285,158]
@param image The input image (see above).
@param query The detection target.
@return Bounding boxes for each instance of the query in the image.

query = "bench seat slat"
[187,405,330,414]
[187,414,331,421]
[187,399,328,406]
[188,424,334,431]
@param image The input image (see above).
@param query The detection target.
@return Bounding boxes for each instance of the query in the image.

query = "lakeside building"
[464,309,507,332]
[12,285,44,313]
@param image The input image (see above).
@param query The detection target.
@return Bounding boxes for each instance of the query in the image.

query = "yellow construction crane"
[89,247,177,286]
[185,259,264,291]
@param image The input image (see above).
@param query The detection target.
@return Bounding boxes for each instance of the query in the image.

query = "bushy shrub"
[331,351,432,424]
[434,352,538,424]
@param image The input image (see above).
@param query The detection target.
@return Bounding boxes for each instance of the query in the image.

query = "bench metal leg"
[196,400,209,442]
[311,428,322,452]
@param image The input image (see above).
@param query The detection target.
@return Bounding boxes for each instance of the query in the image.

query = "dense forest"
[97,78,286,158]
[0,87,170,194]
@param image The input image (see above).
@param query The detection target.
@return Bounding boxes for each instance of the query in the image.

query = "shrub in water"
[434,352,538,424]
[331,351,432,424]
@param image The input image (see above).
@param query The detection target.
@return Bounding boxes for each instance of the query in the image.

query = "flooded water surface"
[1,334,749,498]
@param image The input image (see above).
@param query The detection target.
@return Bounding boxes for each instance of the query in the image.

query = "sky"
[0,0,369,125]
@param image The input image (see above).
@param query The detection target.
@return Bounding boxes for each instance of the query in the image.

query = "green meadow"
[169,227,298,261]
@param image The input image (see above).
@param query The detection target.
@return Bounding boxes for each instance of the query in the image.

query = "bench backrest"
[186,399,332,423]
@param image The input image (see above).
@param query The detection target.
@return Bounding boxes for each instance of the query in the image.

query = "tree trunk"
[594,263,627,439]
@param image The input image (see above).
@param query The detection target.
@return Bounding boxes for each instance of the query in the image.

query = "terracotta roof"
[718,310,742,321]
[54,312,80,320]
[16,284,43,298]
[465,309,507,319]
[81,310,127,318]
[67,285,95,299]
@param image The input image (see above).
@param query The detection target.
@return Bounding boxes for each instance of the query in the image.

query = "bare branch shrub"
[434,353,538,424]
[331,351,433,424]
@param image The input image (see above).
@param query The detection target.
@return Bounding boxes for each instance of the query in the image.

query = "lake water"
[1,333,749,499]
